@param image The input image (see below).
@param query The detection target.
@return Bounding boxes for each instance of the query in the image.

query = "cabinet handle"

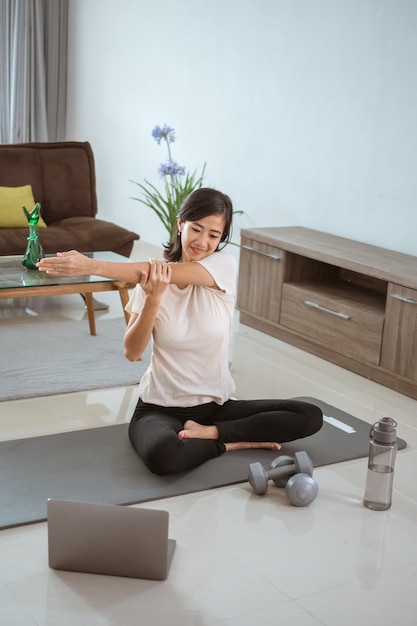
[241,245,281,261]
[304,300,351,320]
[391,293,417,305]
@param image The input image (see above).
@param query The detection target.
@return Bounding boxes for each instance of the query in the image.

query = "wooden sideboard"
[237,226,417,399]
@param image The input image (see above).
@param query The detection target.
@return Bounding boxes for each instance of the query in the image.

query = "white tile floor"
[0,241,416,625]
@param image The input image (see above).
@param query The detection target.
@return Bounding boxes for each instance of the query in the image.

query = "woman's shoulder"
[199,249,237,271]
[196,250,237,295]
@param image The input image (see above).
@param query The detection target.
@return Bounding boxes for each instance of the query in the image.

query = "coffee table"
[0,251,136,335]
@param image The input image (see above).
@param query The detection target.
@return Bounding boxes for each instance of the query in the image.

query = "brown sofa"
[0,141,139,257]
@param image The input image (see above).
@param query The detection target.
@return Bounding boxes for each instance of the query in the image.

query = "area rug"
[0,398,406,529]
[0,317,150,401]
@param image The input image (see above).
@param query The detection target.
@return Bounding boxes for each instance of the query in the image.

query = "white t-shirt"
[125,250,237,407]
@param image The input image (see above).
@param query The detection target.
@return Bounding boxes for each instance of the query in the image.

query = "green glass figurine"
[22,203,45,270]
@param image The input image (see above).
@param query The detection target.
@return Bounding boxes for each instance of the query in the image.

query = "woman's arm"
[169,262,217,289]
[124,260,172,361]
[37,250,148,283]
[37,250,218,288]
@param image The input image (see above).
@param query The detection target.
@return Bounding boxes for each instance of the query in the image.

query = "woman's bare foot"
[178,420,219,440]
[225,442,282,452]
[177,422,282,452]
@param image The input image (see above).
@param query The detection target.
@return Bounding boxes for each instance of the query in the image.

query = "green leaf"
[129,163,207,241]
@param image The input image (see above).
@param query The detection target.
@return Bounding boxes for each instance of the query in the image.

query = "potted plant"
[130,124,206,242]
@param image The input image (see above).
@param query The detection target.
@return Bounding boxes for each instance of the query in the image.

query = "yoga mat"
[0,317,150,401]
[0,398,406,529]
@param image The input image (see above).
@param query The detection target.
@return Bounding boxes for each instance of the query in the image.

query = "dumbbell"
[249,451,313,494]
[284,472,318,507]
[248,451,318,506]
[269,452,314,487]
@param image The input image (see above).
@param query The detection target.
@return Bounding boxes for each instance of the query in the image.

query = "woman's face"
[178,214,226,262]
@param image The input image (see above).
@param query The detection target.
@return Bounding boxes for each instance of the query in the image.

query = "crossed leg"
[178,420,282,451]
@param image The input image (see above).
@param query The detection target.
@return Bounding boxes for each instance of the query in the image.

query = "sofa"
[0,141,139,258]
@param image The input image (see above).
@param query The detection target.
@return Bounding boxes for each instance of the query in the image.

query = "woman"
[38,188,322,475]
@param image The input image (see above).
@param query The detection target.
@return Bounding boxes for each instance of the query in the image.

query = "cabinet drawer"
[280,283,384,365]
[237,237,284,324]
[381,284,417,381]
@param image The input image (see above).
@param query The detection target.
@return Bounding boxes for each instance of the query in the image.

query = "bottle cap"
[371,417,397,444]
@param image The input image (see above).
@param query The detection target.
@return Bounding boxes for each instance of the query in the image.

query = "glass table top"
[0,251,131,290]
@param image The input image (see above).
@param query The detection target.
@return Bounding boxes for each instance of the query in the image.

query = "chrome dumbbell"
[248,450,318,506]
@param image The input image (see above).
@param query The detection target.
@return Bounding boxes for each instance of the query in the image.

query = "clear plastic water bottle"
[363,417,397,511]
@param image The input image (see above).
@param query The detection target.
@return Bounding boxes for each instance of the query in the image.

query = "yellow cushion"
[0,185,47,228]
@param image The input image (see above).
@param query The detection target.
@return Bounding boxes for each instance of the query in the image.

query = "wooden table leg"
[83,292,97,335]
[118,287,131,324]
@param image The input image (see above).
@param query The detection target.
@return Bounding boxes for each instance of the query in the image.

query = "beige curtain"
[0,0,68,143]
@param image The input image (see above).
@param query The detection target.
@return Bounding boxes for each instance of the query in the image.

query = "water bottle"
[363,417,397,511]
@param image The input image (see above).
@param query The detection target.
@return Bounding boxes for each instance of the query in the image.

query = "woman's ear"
[177,218,184,233]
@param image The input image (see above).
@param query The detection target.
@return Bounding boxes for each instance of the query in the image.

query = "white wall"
[66,0,417,256]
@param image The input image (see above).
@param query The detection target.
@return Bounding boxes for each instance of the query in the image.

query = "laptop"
[47,499,176,581]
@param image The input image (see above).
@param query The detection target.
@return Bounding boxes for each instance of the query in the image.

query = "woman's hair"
[163,187,234,262]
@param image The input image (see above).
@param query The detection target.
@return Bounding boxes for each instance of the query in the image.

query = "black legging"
[128,398,323,475]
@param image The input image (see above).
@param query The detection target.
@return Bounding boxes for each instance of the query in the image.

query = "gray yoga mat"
[0,398,406,529]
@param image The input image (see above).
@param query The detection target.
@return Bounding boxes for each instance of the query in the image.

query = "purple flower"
[158,159,186,178]
[152,124,176,145]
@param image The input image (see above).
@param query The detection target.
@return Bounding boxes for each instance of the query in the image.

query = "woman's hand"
[123,259,172,362]
[37,251,150,284]
[140,258,172,301]
[37,251,94,276]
